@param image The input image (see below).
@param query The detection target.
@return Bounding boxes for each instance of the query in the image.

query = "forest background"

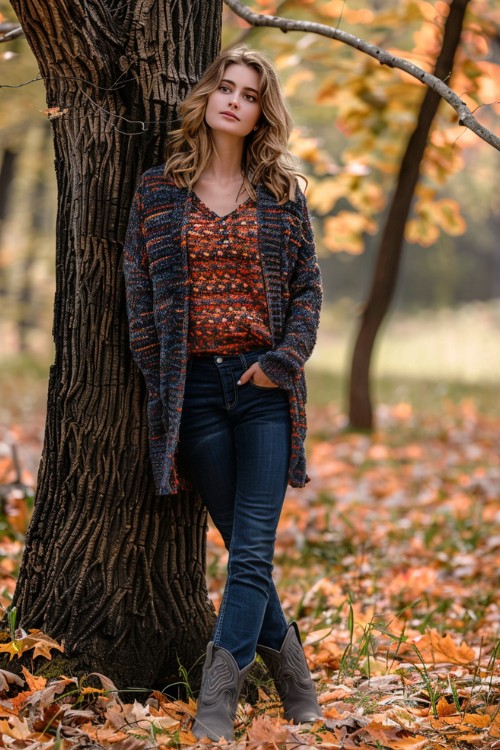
[0,0,499,421]
[0,1,499,748]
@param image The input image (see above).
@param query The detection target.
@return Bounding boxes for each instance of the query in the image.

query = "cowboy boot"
[192,642,255,741]
[257,622,322,723]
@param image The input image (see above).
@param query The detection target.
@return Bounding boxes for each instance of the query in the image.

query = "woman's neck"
[205,133,245,183]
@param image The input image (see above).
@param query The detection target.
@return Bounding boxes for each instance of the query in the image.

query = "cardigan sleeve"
[258,189,322,390]
[122,180,161,397]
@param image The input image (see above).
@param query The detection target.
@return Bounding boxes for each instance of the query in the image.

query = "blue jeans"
[178,348,291,668]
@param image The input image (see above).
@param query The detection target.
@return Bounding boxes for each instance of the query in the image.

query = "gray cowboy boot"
[192,642,255,741]
[257,622,322,723]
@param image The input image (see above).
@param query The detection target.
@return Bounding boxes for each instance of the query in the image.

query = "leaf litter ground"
[0,400,498,749]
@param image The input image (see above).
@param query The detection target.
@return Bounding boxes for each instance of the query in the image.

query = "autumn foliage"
[270,0,500,254]
[0,398,498,748]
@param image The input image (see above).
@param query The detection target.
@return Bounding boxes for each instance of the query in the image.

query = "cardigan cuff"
[258,350,300,391]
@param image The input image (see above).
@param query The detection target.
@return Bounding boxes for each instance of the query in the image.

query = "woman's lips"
[221,111,239,120]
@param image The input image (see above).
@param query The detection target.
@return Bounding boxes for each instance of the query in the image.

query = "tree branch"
[0,23,24,42]
[224,0,500,152]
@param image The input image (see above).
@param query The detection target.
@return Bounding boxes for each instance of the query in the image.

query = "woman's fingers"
[237,363,258,385]
[238,363,277,387]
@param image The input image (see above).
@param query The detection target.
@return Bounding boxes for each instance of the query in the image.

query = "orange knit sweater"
[187,193,272,355]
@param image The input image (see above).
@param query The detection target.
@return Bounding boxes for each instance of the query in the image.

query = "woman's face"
[205,63,262,138]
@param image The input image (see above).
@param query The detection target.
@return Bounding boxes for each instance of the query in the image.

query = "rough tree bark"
[9,0,222,687]
[348,0,471,429]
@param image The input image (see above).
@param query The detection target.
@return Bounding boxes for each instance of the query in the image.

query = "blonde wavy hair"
[164,45,301,203]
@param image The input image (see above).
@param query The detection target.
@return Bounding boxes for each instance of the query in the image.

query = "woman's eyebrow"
[220,78,259,96]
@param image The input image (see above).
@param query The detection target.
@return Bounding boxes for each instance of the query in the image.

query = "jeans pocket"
[248,379,280,391]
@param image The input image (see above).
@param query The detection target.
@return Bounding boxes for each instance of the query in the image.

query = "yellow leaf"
[435,199,467,236]
[307,179,346,214]
[405,216,439,247]
[0,629,63,662]
[324,212,377,254]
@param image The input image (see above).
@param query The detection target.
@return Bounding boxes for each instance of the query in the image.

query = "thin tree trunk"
[17,126,50,352]
[0,147,17,298]
[10,0,222,686]
[348,0,470,429]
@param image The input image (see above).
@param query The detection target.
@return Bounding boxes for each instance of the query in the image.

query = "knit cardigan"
[123,165,322,495]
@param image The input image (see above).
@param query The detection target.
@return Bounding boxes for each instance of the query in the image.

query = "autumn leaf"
[21,666,46,692]
[323,212,378,254]
[414,630,476,665]
[436,696,458,717]
[463,713,491,728]
[0,669,24,694]
[0,628,64,661]
[245,713,290,744]
[0,715,31,740]
[39,107,69,120]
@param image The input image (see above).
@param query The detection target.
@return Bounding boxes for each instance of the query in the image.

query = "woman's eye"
[220,85,231,93]
[244,94,256,102]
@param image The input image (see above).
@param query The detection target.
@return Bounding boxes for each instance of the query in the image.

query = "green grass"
[306,366,500,416]
[307,300,500,416]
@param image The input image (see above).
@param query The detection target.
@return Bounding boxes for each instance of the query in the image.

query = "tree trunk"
[348,0,470,429]
[0,147,17,298]
[10,0,222,687]
[17,126,50,353]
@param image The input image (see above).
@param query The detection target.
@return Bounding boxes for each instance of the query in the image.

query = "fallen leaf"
[0,670,24,693]
[0,628,64,661]
[21,666,46,692]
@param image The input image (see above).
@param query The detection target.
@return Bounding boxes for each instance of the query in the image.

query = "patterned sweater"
[187,194,271,354]
[123,165,322,495]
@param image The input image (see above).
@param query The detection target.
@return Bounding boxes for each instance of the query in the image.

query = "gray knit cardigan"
[123,165,322,495]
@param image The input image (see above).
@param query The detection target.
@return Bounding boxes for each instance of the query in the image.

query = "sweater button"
[216,356,223,364]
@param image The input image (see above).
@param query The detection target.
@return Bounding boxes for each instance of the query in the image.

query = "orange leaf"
[414,630,475,665]
[436,697,458,717]
[387,736,428,750]
[0,629,63,662]
[21,667,46,692]
[463,713,490,728]
[246,714,290,743]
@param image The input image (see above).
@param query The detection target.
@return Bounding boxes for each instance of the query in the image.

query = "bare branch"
[0,22,24,42]
[224,0,500,152]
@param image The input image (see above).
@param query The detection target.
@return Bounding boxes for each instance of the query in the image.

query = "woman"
[123,45,322,742]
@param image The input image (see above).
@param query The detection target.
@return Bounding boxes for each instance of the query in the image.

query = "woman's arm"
[258,190,322,390]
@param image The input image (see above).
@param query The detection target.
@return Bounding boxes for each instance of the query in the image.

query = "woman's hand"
[238,362,279,388]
